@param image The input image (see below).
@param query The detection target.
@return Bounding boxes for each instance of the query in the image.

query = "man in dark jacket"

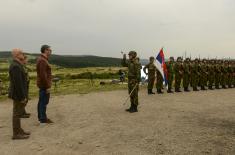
[37,45,53,123]
[9,48,30,140]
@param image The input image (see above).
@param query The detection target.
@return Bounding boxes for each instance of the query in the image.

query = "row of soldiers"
[121,51,235,113]
[144,56,235,94]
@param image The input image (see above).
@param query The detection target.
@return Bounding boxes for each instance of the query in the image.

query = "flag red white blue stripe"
[155,48,168,87]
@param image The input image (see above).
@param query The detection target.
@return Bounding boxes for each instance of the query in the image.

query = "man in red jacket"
[36,45,53,124]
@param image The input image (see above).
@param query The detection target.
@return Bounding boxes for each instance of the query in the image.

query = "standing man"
[143,56,156,94]
[183,58,191,92]
[156,69,164,94]
[166,57,174,93]
[122,51,140,113]
[215,60,221,89]
[37,45,53,123]
[208,60,215,90]
[9,48,30,140]
[174,57,183,92]
[220,61,227,89]
[200,59,208,90]
[191,59,200,91]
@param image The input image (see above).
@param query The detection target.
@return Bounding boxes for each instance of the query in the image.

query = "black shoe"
[149,89,155,94]
[201,87,206,90]
[129,105,138,113]
[167,90,173,93]
[184,88,190,92]
[208,87,214,90]
[175,89,182,92]
[126,103,133,112]
[193,88,199,91]
[157,89,164,94]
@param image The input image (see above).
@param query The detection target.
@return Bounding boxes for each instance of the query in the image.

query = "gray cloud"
[0,0,234,59]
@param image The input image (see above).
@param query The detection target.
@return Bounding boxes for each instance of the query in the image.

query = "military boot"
[126,103,134,112]
[223,85,227,89]
[175,88,182,92]
[148,89,155,94]
[129,104,138,113]
[208,86,213,90]
[157,89,163,94]
[201,86,206,90]
[184,87,190,92]
[167,89,173,93]
[193,87,199,91]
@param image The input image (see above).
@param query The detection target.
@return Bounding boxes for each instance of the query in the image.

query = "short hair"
[41,45,50,53]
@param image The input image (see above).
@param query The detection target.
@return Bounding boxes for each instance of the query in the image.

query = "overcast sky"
[0,0,234,59]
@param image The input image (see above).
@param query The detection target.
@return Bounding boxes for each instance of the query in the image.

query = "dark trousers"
[13,101,23,135]
[37,89,50,122]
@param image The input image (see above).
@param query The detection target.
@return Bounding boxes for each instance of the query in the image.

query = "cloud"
[0,0,234,59]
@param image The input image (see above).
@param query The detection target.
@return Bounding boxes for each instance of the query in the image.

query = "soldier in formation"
[140,56,235,96]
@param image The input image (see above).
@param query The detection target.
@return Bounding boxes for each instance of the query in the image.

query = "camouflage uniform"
[143,57,156,94]
[191,59,200,91]
[233,62,235,87]
[183,58,191,92]
[166,57,174,93]
[208,60,215,90]
[226,61,233,88]
[199,60,208,90]
[174,57,183,92]
[156,69,163,94]
[122,51,140,113]
[214,61,221,89]
[220,61,227,89]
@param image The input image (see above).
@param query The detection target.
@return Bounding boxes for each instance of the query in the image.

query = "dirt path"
[0,88,235,155]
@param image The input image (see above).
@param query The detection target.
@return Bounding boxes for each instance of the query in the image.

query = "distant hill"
[0,51,148,68]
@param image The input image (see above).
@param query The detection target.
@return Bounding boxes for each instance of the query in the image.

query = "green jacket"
[122,58,141,82]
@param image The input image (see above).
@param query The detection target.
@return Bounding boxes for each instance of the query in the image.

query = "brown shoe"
[46,119,54,124]
[12,134,29,140]
[40,118,54,124]
[19,129,31,135]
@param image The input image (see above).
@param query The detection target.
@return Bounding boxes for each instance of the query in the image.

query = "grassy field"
[0,62,130,101]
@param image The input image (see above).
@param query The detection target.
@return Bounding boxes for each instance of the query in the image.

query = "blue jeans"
[37,89,50,122]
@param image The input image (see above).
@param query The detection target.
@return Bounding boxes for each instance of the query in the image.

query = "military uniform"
[122,51,140,113]
[233,62,235,87]
[156,69,163,94]
[174,57,183,92]
[226,61,233,88]
[220,62,227,89]
[166,57,174,93]
[143,57,156,94]
[199,60,208,90]
[191,59,200,91]
[214,61,221,89]
[208,60,215,90]
[183,58,191,92]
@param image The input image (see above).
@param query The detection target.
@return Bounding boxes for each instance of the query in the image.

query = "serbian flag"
[155,48,168,87]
